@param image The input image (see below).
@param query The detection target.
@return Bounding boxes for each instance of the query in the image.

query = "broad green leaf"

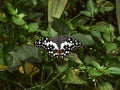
[72,33,94,46]
[63,69,87,85]
[6,45,40,69]
[108,67,120,75]
[48,0,68,24]
[88,67,102,76]
[12,16,26,25]
[104,42,117,54]
[93,21,114,33]
[52,18,70,36]
[28,22,39,32]
[98,82,113,90]
[84,55,101,69]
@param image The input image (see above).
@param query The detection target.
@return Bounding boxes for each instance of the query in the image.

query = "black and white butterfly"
[34,37,82,58]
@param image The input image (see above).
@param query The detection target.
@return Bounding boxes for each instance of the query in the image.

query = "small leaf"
[91,30,102,40]
[104,42,117,54]
[108,67,120,75]
[100,1,114,12]
[6,2,18,15]
[31,0,37,6]
[98,82,113,90]
[28,22,39,32]
[0,10,7,22]
[87,0,97,16]
[41,30,49,37]
[12,16,26,25]
[41,27,58,37]
[88,67,102,76]
[80,11,92,17]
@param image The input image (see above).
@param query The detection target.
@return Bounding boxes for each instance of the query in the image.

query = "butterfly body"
[34,37,82,58]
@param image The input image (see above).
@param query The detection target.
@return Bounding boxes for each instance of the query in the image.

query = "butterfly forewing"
[34,37,82,58]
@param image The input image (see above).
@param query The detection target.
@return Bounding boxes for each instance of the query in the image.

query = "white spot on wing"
[46,41,59,50]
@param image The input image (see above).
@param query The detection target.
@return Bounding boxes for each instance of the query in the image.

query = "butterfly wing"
[60,38,82,58]
[34,37,82,58]
[34,37,60,58]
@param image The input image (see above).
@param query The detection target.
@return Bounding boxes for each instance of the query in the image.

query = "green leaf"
[104,42,117,54]
[108,67,120,75]
[87,0,97,16]
[48,0,68,23]
[79,25,90,31]
[28,22,39,32]
[72,33,94,46]
[72,16,90,28]
[6,2,18,15]
[41,27,58,37]
[55,61,68,73]
[100,1,114,12]
[0,10,7,22]
[52,18,70,36]
[12,16,26,25]
[98,82,113,90]
[47,27,58,37]
[63,69,87,85]
[31,0,37,6]
[91,30,102,40]
[6,45,40,69]
[80,11,92,17]
[84,55,101,69]
[117,36,120,41]
[103,33,115,42]
[93,21,114,33]
[88,67,102,76]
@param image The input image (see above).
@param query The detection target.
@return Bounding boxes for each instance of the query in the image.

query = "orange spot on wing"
[56,50,63,54]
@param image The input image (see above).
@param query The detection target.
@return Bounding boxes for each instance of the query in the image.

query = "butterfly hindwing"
[34,37,82,58]
[59,38,81,58]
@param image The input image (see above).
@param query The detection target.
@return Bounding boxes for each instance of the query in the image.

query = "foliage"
[0,0,120,90]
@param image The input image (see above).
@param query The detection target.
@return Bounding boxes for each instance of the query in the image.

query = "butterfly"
[34,37,82,58]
